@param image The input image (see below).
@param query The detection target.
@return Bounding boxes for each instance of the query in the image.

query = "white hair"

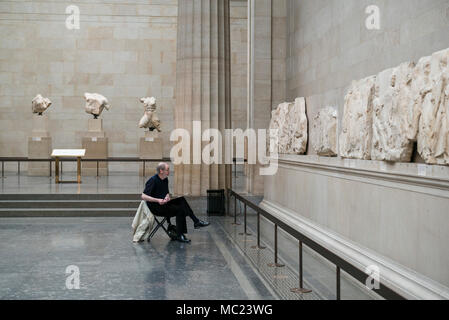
[156,162,168,174]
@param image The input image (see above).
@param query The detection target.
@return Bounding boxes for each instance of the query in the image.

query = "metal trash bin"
[207,189,225,216]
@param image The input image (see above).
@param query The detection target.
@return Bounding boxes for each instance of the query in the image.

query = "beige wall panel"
[0,0,177,173]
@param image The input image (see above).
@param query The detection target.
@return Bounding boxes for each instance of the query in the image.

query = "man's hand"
[164,194,170,202]
[158,198,168,205]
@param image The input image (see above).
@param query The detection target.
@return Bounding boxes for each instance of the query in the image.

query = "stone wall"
[0,0,255,174]
[0,0,177,172]
[286,0,449,156]
[271,0,287,110]
[260,0,449,298]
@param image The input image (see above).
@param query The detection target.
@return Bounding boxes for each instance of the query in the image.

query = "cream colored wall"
[271,0,287,110]
[262,156,449,298]
[0,0,177,172]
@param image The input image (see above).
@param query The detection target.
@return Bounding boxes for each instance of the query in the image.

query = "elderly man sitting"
[141,162,209,243]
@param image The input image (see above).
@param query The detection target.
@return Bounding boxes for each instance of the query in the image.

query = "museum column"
[247,0,272,195]
[174,0,232,196]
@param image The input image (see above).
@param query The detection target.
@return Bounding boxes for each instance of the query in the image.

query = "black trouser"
[148,197,199,236]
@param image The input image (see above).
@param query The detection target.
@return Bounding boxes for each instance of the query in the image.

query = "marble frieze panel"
[312,106,338,157]
[418,48,449,165]
[371,62,416,162]
[339,75,376,160]
[269,97,308,155]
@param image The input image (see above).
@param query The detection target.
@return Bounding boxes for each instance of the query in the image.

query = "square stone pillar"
[81,119,108,176]
[139,131,163,176]
[174,0,232,196]
[246,0,272,195]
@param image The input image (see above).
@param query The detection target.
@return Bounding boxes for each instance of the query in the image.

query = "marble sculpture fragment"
[371,62,416,161]
[409,56,432,141]
[31,94,52,115]
[84,93,111,119]
[139,96,161,132]
[418,48,449,165]
[312,106,338,157]
[269,97,308,155]
[339,75,376,160]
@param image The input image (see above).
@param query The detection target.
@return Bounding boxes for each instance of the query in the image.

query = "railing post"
[291,241,312,294]
[231,194,240,225]
[2,161,4,178]
[49,160,51,177]
[244,203,247,233]
[251,211,266,249]
[143,160,146,177]
[336,266,341,300]
[55,157,59,184]
[268,224,284,268]
[18,161,20,175]
[227,189,230,216]
[77,157,81,184]
[96,161,99,177]
[239,203,251,236]
[300,241,304,288]
[234,195,236,222]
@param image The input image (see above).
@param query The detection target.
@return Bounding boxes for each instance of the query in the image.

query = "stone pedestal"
[28,115,51,176]
[88,119,103,132]
[81,119,108,176]
[83,131,106,138]
[32,114,50,138]
[139,131,163,176]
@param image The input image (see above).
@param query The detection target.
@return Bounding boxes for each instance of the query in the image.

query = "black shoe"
[175,234,191,243]
[167,224,177,240]
[194,220,210,229]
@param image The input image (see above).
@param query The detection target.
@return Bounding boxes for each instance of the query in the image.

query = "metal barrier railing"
[1,157,246,178]
[227,188,406,300]
[0,157,172,178]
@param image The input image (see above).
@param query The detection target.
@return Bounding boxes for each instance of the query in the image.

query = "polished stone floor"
[0,216,275,300]
[0,170,375,300]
